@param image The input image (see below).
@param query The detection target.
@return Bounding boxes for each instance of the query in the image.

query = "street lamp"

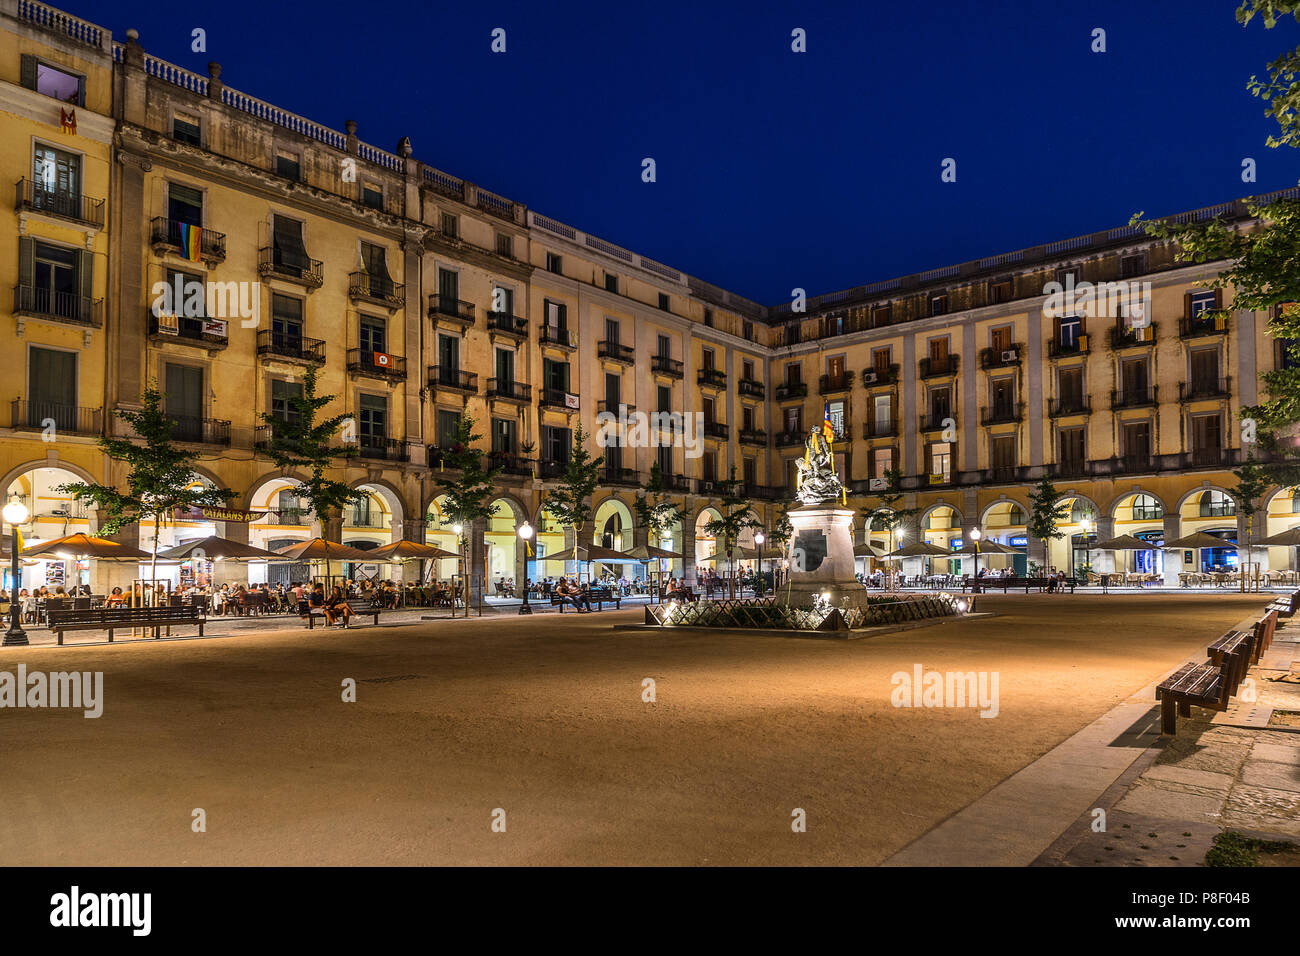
[452,523,464,617]
[970,527,982,593]
[518,521,534,615]
[3,495,30,646]
[754,531,766,597]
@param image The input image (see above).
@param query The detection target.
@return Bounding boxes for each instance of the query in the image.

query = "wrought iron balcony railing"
[150,216,226,261]
[258,246,323,287]
[486,379,531,402]
[348,271,404,307]
[257,329,326,363]
[651,355,683,377]
[597,340,634,364]
[428,294,475,325]
[16,179,104,228]
[13,285,102,327]
[11,400,101,436]
[428,366,478,392]
[171,416,231,446]
[346,348,406,380]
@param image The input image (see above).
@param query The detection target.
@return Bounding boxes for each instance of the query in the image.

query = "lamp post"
[4,495,30,646]
[1081,517,1094,583]
[894,528,905,591]
[754,531,765,597]
[518,521,534,615]
[970,527,982,593]
[452,522,464,618]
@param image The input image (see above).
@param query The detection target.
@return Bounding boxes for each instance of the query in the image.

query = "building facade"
[1,0,1295,594]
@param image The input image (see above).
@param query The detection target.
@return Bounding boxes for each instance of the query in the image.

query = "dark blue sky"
[92,0,1299,304]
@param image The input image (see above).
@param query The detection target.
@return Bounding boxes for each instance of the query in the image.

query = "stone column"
[213,520,249,588]
[401,518,425,585]
[468,517,487,608]
[680,512,696,588]
[1162,513,1182,587]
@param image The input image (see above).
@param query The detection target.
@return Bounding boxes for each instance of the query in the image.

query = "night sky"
[88,0,1300,305]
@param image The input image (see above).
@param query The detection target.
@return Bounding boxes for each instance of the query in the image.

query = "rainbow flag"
[178,223,202,262]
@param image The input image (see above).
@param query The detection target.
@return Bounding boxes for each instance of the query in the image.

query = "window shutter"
[77,75,86,108]
[1184,292,1192,319]
[18,237,34,287]
[20,54,36,91]
[78,249,94,307]
[1213,288,1223,310]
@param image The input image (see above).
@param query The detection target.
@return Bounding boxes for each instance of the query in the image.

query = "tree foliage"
[1027,476,1070,552]
[543,423,603,533]
[633,460,686,542]
[430,415,502,528]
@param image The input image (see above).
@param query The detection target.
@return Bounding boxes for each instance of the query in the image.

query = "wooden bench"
[1266,589,1299,619]
[1156,656,1237,736]
[962,576,1077,594]
[301,605,382,628]
[47,604,205,645]
[1206,628,1256,692]
[551,587,622,612]
[1252,610,1278,663]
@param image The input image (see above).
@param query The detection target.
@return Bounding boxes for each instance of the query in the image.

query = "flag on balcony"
[178,223,203,262]
[822,402,835,445]
[60,108,76,134]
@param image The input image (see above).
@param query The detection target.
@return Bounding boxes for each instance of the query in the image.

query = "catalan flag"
[822,402,836,444]
[178,222,202,262]
[60,108,76,134]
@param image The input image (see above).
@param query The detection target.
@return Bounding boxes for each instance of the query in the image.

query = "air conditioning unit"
[1001,350,1017,363]
[862,371,877,384]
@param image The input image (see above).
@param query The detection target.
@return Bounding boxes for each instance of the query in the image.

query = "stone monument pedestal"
[781,504,869,609]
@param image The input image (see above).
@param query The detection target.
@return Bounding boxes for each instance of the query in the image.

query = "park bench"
[301,604,383,628]
[1251,610,1278,663]
[1266,589,1299,619]
[1206,628,1257,692]
[47,604,205,645]
[961,576,1077,594]
[1156,653,1240,736]
[551,587,622,612]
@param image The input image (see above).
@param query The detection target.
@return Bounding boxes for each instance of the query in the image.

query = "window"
[928,442,952,483]
[1055,266,1083,288]
[437,268,459,305]
[1192,415,1224,462]
[277,489,303,521]
[543,358,570,392]
[1190,348,1220,387]
[1058,314,1082,347]
[275,150,301,181]
[360,242,394,298]
[1121,357,1149,396]
[989,279,1013,303]
[826,400,845,438]
[703,308,714,328]
[362,183,383,210]
[1058,367,1083,409]
[168,183,203,226]
[22,239,86,319]
[657,444,673,477]
[657,385,671,413]
[605,372,622,408]
[1199,489,1235,518]
[543,426,571,466]
[1131,493,1162,520]
[702,347,715,371]
[544,299,567,333]
[20,55,83,105]
[872,347,892,373]
[436,410,461,449]
[785,362,801,385]
[604,316,620,345]
[930,386,951,421]
[164,363,204,441]
[991,436,1016,470]
[1120,254,1146,278]
[658,293,670,311]
[929,337,949,362]
[437,334,460,375]
[701,450,717,482]
[359,315,386,355]
[31,143,80,212]
[441,213,458,239]
[990,326,1012,352]
[990,378,1016,417]
[494,347,515,385]
[604,273,619,293]
[702,396,715,425]
[271,216,309,271]
[496,233,513,258]
[546,252,562,273]
[271,294,303,350]
[743,457,756,487]
[271,379,303,424]
[742,406,754,431]
[1188,290,1218,319]
[27,346,76,427]
[743,321,754,341]
[784,406,802,433]
[873,394,892,436]
[871,448,893,480]
[358,394,388,445]
[1059,427,1086,465]
[742,359,755,380]
[172,113,201,146]
[657,334,671,358]
[491,418,516,455]
[1123,422,1151,462]
[930,294,948,317]
[872,304,892,327]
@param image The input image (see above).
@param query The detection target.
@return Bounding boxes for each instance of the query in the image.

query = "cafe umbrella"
[621,543,682,600]
[366,540,460,606]
[157,535,285,561]
[274,538,378,586]
[541,544,637,586]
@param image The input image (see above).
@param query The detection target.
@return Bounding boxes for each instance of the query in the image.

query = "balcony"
[1110,386,1158,409]
[13,285,102,328]
[539,387,579,412]
[344,511,388,529]
[486,379,531,403]
[983,466,1026,484]
[819,371,855,395]
[597,400,635,415]
[428,366,478,394]
[495,456,535,478]
[738,378,765,399]
[774,430,804,448]
[539,326,577,351]
[1115,453,1154,474]
[602,466,640,486]
[346,348,407,381]
[1048,397,1091,417]
[703,421,729,441]
[597,340,635,365]
[10,400,101,436]
[1055,458,1092,479]
[348,271,404,309]
[171,416,231,446]
[774,382,808,401]
[746,484,785,502]
[739,427,767,446]
[257,329,325,364]
[538,460,567,480]
[981,403,1024,426]
[1109,321,1157,350]
[860,364,899,387]
[1048,336,1090,359]
[1185,448,1231,469]
[662,474,692,493]
[148,311,229,349]
[428,294,475,327]
[980,345,1022,369]
[487,312,528,340]
[357,438,410,463]
[651,354,683,378]
[919,414,951,433]
[1179,377,1231,402]
[863,420,898,439]
[1179,314,1229,339]
[697,367,727,390]
[150,217,226,263]
[16,179,105,229]
[919,355,959,378]
[258,246,323,289]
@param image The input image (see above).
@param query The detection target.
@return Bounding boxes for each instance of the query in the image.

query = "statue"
[794,426,844,506]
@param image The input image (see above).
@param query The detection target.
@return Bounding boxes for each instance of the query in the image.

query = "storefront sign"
[172,505,266,523]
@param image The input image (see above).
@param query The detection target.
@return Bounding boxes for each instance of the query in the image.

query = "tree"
[258,365,362,537]
[58,382,233,601]
[1230,456,1271,589]
[859,468,919,589]
[702,468,761,598]
[428,415,502,615]
[633,461,686,545]
[543,423,603,581]
[1027,476,1069,565]
[1130,2,1300,486]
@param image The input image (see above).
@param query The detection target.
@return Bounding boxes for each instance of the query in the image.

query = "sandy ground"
[0,593,1271,866]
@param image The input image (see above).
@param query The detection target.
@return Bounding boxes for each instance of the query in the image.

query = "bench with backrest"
[1157,622,1265,735]
[1266,589,1299,619]
[1252,609,1278,663]
[46,604,205,645]
[1206,628,1257,692]
[962,575,1076,594]
[551,586,622,612]
[301,603,382,629]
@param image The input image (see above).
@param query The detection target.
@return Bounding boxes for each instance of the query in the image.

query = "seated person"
[324,585,355,626]
[556,578,590,612]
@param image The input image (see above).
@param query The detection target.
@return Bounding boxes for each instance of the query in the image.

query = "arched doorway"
[981,500,1028,575]
[1112,492,1165,575]
[2,464,97,592]
[1179,489,1238,572]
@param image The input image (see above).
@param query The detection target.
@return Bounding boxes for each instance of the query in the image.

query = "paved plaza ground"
[0,592,1279,866]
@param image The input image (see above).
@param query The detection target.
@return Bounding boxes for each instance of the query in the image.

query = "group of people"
[0,584,89,623]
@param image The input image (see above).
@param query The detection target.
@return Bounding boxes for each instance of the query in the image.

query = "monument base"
[780,504,870,609]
